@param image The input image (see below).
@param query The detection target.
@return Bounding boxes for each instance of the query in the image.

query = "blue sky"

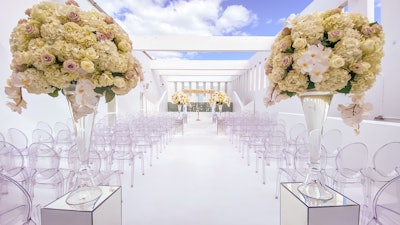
[96,0,381,60]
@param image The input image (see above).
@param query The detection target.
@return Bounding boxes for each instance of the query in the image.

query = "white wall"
[381,0,400,120]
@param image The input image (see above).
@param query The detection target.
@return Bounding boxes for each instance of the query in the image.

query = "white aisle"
[121,113,280,225]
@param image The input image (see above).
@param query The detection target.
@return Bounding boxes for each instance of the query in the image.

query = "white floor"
[120,113,280,225]
[34,112,368,225]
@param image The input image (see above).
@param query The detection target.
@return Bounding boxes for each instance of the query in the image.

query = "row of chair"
[220,112,400,224]
[0,112,184,225]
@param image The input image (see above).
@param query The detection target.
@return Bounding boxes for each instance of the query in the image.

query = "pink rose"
[104,31,115,40]
[41,53,56,65]
[25,24,38,35]
[96,32,108,41]
[63,60,79,72]
[18,19,27,25]
[281,55,292,68]
[328,29,342,42]
[66,0,79,7]
[125,71,136,79]
[281,27,291,36]
[68,11,80,23]
[104,16,114,24]
[24,8,32,16]
[362,26,373,36]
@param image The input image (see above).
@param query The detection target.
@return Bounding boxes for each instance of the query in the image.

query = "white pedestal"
[280,182,360,225]
[41,186,122,225]
[217,118,226,135]
[175,118,184,135]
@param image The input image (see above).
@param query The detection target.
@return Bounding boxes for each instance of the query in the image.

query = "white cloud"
[216,5,257,35]
[96,0,257,36]
[277,17,286,25]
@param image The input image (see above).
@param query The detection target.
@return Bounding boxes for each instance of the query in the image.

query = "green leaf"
[94,86,107,94]
[105,89,115,103]
[337,82,352,93]
[48,88,60,97]
[283,91,296,97]
[283,47,295,54]
[112,72,124,77]
[307,82,315,90]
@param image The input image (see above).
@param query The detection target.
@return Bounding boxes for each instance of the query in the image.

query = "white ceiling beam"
[164,76,233,82]
[157,70,242,76]
[150,59,249,70]
[133,35,275,52]
[301,0,347,15]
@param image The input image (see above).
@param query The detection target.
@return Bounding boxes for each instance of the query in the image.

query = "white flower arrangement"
[171,91,190,105]
[209,91,231,106]
[4,0,143,120]
[264,8,385,133]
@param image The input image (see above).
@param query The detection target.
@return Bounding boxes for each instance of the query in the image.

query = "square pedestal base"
[280,182,359,225]
[41,186,121,225]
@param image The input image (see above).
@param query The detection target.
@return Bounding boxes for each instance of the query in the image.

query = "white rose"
[292,38,307,49]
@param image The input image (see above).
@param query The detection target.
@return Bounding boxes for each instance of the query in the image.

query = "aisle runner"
[120,115,279,225]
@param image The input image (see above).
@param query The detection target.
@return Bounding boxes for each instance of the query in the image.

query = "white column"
[380,0,400,119]
[347,0,374,21]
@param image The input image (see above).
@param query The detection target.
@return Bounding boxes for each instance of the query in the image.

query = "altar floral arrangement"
[209,91,231,106]
[171,91,190,105]
[263,8,384,133]
[4,0,143,119]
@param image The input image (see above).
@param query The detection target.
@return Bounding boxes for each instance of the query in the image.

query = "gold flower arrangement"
[182,89,215,94]
[4,0,143,119]
[209,91,231,106]
[264,8,384,133]
[171,91,190,105]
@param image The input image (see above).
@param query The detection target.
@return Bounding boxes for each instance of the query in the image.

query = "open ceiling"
[83,0,348,83]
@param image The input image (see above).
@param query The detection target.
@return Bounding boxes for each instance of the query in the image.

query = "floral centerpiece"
[209,91,231,106]
[263,8,384,200]
[4,0,144,209]
[264,8,384,133]
[171,91,190,105]
[4,0,143,121]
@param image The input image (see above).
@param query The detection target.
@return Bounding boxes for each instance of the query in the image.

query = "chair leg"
[141,155,145,175]
[130,159,135,188]
[262,154,266,185]
[247,147,250,166]
[255,152,259,173]
[275,170,282,199]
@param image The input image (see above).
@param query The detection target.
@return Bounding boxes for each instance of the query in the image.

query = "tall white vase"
[177,104,182,117]
[63,84,103,209]
[297,91,334,200]
[217,104,223,117]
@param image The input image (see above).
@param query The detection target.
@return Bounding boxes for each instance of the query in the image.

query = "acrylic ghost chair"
[274,132,329,199]
[53,121,72,137]
[6,128,29,161]
[27,143,70,203]
[324,142,370,206]
[111,130,144,188]
[54,129,75,159]
[284,123,307,167]
[0,132,5,142]
[275,131,310,199]
[35,121,53,136]
[0,173,36,225]
[367,175,400,225]
[0,141,30,192]
[364,141,400,208]
[255,130,287,185]
[91,135,113,173]
[31,129,55,148]
[322,129,343,170]
[68,145,121,188]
